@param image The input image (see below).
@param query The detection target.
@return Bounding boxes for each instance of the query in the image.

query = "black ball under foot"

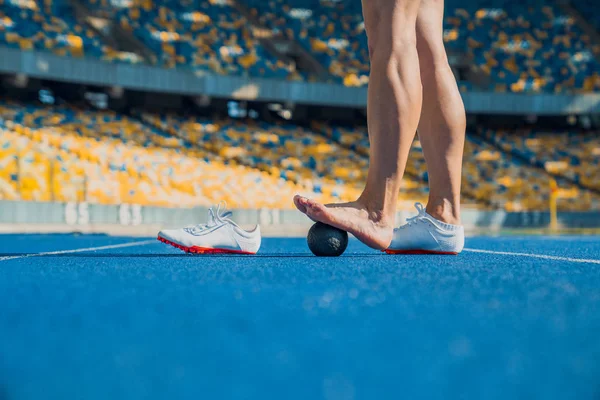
[307,222,349,257]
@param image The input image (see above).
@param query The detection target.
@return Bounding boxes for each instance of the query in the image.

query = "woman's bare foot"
[293,195,394,250]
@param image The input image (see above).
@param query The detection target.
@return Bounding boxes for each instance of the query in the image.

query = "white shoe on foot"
[157,203,261,254]
[385,203,464,255]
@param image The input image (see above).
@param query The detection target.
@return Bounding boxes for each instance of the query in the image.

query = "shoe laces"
[399,202,427,229]
[185,201,236,235]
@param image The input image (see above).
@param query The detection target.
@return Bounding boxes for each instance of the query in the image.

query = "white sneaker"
[385,203,464,255]
[157,203,261,254]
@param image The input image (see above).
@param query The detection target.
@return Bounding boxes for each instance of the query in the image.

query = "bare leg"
[416,0,465,224]
[294,0,423,250]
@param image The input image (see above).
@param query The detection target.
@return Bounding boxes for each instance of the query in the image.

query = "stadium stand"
[110,0,302,78]
[3,0,599,91]
[1,98,599,211]
[3,0,600,212]
[138,112,427,205]
[242,0,600,92]
[479,127,600,192]
[0,100,329,208]
[0,0,139,62]
[444,0,600,93]
[311,122,600,211]
[243,0,370,87]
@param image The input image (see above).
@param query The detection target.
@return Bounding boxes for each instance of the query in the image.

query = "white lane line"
[464,248,600,265]
[0,239,156,262]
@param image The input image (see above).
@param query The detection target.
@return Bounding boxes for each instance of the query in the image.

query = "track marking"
[464,248,600,265]
[1,242,597,265]
[0,240,156,262]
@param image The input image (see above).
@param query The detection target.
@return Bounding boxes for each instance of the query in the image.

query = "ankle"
[356,194,395,228]
[426,197,461,225]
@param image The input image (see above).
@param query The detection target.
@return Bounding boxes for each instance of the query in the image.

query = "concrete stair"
[68,0,157,64]
[233,0,330,81]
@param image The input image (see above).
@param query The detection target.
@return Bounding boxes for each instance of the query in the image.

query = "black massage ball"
[307,222,349,257]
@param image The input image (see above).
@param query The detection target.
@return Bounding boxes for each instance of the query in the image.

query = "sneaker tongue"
[206,209,233,226]
[206,209,217,226]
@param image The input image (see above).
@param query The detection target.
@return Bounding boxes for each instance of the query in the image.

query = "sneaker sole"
[157,236,256,255]
[384,249,459,255]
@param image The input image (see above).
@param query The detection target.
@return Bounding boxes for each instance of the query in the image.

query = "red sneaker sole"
[157,236,256,255]
[384,249,458,255]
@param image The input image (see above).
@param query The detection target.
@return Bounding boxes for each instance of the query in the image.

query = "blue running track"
[0,234,599,400]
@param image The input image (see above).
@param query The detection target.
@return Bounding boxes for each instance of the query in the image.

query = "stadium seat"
[310,121,600,211]
[242,0,600,92]
[137,111,426,205]
[243,0,369,86]
[108,0,302,78]
[443,0,600,93]
[0,99,332,208]
[1,98,598,211]
[479,127,600,194]
[0,0,139,63]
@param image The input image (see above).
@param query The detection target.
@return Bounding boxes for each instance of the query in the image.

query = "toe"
[305,201,334,224]
[293,195,308,214]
